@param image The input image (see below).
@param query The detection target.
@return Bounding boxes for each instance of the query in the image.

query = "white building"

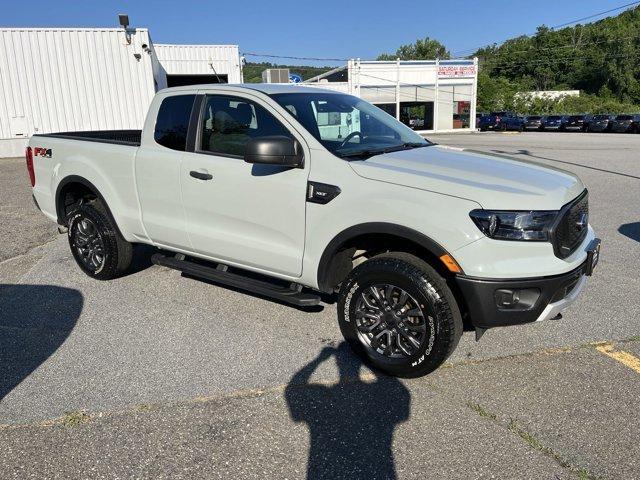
[0,27,241,157]
[304,59,478,133]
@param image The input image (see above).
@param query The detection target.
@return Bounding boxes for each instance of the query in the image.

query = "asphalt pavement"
[1,131,639,479]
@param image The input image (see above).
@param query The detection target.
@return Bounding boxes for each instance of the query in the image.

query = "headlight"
[469,210,558,241]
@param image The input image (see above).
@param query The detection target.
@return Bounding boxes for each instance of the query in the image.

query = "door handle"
[190,170,213,181]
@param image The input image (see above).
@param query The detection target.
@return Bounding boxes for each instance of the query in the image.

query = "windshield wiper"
[338,148,388,159]
[338,142,431,160]
[384,142,431,153]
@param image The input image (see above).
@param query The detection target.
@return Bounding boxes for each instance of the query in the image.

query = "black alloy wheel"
[67,201,133,280]
[71,216,105,273]
[353,283,430,359]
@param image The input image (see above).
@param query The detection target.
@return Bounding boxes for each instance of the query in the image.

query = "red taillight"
[26,146,35,187]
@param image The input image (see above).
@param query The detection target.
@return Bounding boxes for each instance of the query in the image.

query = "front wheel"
[67,201,133,280]
[337,252,463,377]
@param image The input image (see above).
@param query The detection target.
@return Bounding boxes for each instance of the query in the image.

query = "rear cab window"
[154,94,197,151]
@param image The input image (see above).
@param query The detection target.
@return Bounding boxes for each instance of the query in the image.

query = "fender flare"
[55,175,125,238]
[316,222,450,292]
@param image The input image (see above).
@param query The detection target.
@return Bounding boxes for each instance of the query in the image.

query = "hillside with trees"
[475,5,640,113]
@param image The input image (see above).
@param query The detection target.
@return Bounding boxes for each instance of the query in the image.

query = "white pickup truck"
[27,84,600,377]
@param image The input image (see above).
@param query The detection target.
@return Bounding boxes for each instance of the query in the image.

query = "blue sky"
[3,0,636,66]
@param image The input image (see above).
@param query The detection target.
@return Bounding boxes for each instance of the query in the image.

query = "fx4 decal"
[33,147,52,158]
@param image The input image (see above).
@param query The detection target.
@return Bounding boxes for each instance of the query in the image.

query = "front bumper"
[455,239,600,329]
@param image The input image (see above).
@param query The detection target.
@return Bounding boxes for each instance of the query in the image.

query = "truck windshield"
[270,92,430,159]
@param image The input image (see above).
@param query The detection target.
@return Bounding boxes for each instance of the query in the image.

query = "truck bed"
[33,130,141,146]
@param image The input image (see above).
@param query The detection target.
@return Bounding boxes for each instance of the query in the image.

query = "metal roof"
[163,83,342,95]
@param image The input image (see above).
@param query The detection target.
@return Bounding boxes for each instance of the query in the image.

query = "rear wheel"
[337,252,463,377]
[67,201,133,280]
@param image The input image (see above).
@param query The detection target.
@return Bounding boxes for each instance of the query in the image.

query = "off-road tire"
[67,201,133,280]
[337,252,463,377]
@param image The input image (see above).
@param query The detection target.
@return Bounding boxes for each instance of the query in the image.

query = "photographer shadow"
[285,343,410,480]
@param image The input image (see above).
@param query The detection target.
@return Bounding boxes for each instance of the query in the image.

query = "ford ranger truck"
[27,84,601,377]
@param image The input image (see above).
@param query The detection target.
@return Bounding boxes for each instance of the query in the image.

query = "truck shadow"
[619,222,640,243]
[0,284,83,402]
[126,244,157,275]
[285,343,410,479]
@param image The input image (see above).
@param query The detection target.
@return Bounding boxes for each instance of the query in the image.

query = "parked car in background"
[540,115,567,131]
[523,115,543,130]
[609,114,640,133]
[479,111,524,131]
[564,115,591,132]
[588,114,616,132]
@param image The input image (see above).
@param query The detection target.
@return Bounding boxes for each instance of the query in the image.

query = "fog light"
[495,289,519,308]
[494,288,540,310]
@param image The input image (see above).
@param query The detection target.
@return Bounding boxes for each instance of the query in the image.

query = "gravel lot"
[1,131,639,479]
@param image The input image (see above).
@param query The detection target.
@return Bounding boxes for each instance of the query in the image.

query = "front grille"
[551,190,589,259]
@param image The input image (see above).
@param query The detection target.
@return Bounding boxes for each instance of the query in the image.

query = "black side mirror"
[244,136,304,168]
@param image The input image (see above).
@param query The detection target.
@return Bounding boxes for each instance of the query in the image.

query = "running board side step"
[151,253,321,307]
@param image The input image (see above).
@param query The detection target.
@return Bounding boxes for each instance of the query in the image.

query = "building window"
[453,101,471,129]
[400,102,434,130]
[374,103,397,118]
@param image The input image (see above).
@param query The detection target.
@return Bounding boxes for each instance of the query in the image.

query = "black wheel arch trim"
[55,175,125,238]
[317,222,451,292]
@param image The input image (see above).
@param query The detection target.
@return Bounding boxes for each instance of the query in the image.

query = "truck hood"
[348,145,585,210]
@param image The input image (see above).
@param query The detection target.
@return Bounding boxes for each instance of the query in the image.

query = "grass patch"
[508,419,598,480]
[61,410,90,427]
[467,402,497,420]
[136,404,152,412]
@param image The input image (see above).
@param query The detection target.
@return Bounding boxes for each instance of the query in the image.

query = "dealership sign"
[438,65,476,78]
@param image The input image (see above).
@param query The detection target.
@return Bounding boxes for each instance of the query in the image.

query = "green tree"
[474,6,640,111]
[377,37,451,60]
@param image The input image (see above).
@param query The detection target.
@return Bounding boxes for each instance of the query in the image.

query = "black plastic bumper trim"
[455,261,588,329]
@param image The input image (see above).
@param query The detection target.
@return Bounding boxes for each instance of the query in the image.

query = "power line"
[243,52,350,62]
[451,1,640,57]
[551,0,640,29]
[480,50,640,70]
[477,33,640,61]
